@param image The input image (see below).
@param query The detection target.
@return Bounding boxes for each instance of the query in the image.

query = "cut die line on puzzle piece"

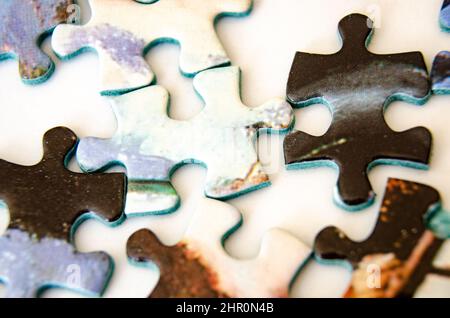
[284,13,432,211]
[313,178,450,298]
[77,66,294,217]
[52,0,253,95]
[0,127,127,298]
[126,198,311,298]
[431,1,450,94]
[0,0,75,85]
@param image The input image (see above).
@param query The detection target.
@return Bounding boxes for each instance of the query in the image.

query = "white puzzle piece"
[76,66,293,216]
[52,0,253,95]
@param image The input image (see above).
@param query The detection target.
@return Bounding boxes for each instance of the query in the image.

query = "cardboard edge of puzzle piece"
[127,198,311,298]
[51,0,253,95]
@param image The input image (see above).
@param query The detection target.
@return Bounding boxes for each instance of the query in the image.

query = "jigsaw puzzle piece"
[0,0,74,84]
[0,127,126,240]
[52,0,253,95]
[441,0,450,31]
[432,51,450,94]
[124,181,179,217]
[0,127,126,297]
[77,66,293,216]
[0,229,112,298]
[284,14,431,211]
[314,178,450,298]
[431,2,450,94]
[127,199,311,298]
[415,238,450,296]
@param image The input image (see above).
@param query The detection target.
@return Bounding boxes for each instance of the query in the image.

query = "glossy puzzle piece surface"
[284,14,431,210]
[0,0,74,84]
[0,127,126,298]
[314,178,450,298]
[77,66,293,216]
[127,199,311,298]
[431,1,450,94]
[52,0,253,95]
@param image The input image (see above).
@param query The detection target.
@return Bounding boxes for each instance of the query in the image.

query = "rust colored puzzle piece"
[314,178,450,298]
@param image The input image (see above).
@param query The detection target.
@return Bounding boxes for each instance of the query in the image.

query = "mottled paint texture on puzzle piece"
[314,178,450,298]
[77,66,293,216]
[0,127,126,298]
[52,0,253,95]
[284,14,431,210]
[0,0,74,83]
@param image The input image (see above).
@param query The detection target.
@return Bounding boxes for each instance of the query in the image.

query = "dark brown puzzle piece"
[314,178,450,298]
[127,229,226,298]
[0,127,126,241]
[284,13,431,210]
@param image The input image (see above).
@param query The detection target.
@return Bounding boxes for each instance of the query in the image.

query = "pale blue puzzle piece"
[0,229,112,298]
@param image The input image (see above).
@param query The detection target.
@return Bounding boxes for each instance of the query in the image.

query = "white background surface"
[0,0,449,298]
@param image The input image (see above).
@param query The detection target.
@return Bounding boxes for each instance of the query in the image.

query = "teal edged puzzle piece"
[0,0,75,84]
[284,14,432,211]
[126,198,311,297]
[313,178,450,298]
[52,0,253,95]
[76,66,293,216]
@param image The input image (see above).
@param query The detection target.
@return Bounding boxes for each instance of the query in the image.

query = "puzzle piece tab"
[0,0,74,84]
[77,66,293,216]
[431,2,450,94]
[0,127,126,298]
[284,14,431,210]
[432,51,450,94]
[441,0,450,31]
[127,199,311,297]
[52,0,253,95]
[314,178,450,298]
